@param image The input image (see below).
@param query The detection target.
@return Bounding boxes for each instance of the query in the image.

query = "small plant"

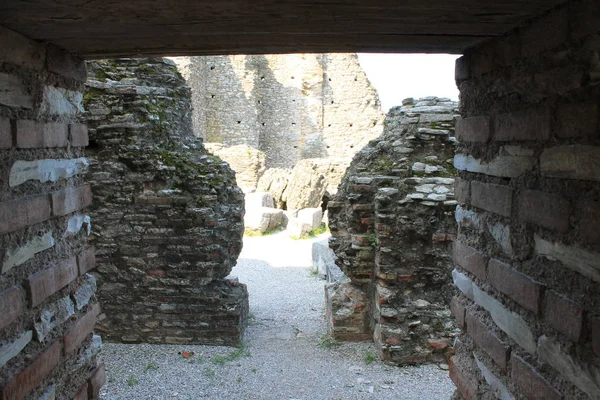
[203,367,216,378]
[309,269,319,277]
[144,361,159,372]
[364,351,377,365]
[318,334,340,349]
[251,368,257,373]
[236,376,243,383]
[211,343,251,365]
[127,376,139,387]
[368,232,378,249]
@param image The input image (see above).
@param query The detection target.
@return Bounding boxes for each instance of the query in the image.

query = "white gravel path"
[99,231,456,400]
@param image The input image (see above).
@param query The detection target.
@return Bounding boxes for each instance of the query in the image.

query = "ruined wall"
[451,1,600,399]
[173,54,384,178]
[0,26,104,399]
[84,58,248,346]
[328,97,459,364]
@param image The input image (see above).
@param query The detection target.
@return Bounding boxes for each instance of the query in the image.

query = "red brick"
[456,116,490,142]
[0,286,24,330]
[511,355,562,400]
[454,178,470,205]
[77,246,96,275]
[46,44,88,82]
[487,259,544,314]
[450,296,466,329]
[520,7,568,56]
[0,194,51,235]
[545,291,583,342]
[427,338,452,350]
[88,362,106,400]
[27,257,78,308]
[470,181,512,217]
[69,124,89,147]
[557,102,598,139]
[580,201,600,244]
[51,184,93,216]
[449,356,479,400]
[466,312,510,371]
[0,117,12,148]
[454,242,488,280]
[15,120,68,148]
[74,383,89,400]
[494,108,550,142]
[518,190,570,232]
[592,317,600,357]
[1,340,62,400]
[63,303,100,354]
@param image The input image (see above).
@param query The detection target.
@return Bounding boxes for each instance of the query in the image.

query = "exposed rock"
[256,168,290,209]
[297,208,324,231]
[245,192,275,209]
[282,159,327,210]
[205,143,266,192]
[84,58,248,346]
[244,207,284,233]
[312,239,343,282]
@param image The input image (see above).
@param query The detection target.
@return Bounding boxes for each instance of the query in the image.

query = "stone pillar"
[84,58,248,346]
[451,1,600,398]
[0,26,104,399]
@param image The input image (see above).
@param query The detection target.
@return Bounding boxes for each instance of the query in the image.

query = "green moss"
[83,87,104,103]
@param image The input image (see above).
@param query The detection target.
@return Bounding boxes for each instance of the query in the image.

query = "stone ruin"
[328,97,460,365]
[83,58,248,345]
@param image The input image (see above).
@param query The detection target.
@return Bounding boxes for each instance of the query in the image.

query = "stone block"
[452,269,474,300]
[51,184,93,217]
[454,153,535,178]
[544,290,583,342]
[34,295,75,341]
[454,178,469,204]
[312,239,342,282]
[456,115,490,142]
[0,72,33,108]
[474,354,513,400]
[494,108,550,141]
[518,190,570,232]
[538,335,600,398]
[0,341,62,400]
[63,303,101,354]
[245,192,274,209]
[541,145,600,182]
[46,44,87,82]
[88,362,106,399]
[453,241,488,280]
[448,356,478,400]
[244,207,284,233]
[297,207,323,230]
[487,259,543,314]
[10,158,89,187]
[0,25,46,70]
[73,274,97,310]
[466,311,510,370]
[69,124,89,147]
[2,231,55,274]
[39,85,84,117]
[0,117,12,148]
[534,234,600,283]
[15,120,68,148]
[0,286,24,329]
[286,217,312,238]
[557,102,598,138]
[511,355,562,400]
[0,330,33,368]
[486,221,513,256]
[27,257,78,307]
[470,181,512,217]
[77,246,96,275]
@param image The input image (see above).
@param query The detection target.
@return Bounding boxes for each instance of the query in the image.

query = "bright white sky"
[357,53,460,112]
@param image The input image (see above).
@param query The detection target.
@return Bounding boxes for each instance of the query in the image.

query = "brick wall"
[0,25,103,399]
[452,1,600,398]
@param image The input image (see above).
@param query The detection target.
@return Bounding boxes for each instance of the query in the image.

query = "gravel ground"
[100,231,456,400]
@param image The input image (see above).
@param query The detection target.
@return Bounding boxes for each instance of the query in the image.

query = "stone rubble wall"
[328,97,459,364]
[84,58,248,346]
[172,53,384,195]
[0,27,105,399]
[451,2,600,399]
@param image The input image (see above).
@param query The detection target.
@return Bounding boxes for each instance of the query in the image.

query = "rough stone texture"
[205,143,266,193]
[244,207,284,233]
[328,97,459,364]
[452,4,600,399]
[0,30,102,400]
[83,58,248,346]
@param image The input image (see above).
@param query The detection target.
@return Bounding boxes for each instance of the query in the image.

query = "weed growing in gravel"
[144,361,159,372]
[211,342,251,365]
[127,376,139,386]
[291,223,329,240]
[318,333,340,348]
[244,227,283,237]
[364,351,377,364]
[251,368,257,373]
[203,367,216,378]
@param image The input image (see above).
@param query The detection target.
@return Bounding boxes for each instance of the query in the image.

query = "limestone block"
[286,217,312,238]
[474,354,514,400]
[73,274,97,310]
[2,232,55,273]
[311,239,343,282]
[39,86,84,117]
[10,158,89,187]
[0,72,32,108]
[540,145,600,182]
[534,234,600,283]
[297,207,323,231]
[244,207,284,233]
[282,160,327,210]
[0,330,33,368]
[34,296,75,341]
[454,153,535,178]
[256,168,290,209]
[63,214,92,238]
[245,192,274,209]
